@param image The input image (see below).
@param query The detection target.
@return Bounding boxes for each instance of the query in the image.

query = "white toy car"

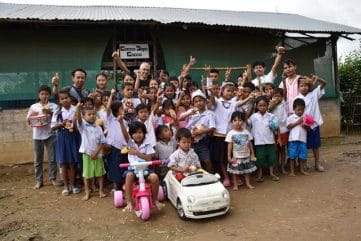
[163,170,230,220]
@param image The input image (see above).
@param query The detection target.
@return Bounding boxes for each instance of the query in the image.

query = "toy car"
[163,170,230,220]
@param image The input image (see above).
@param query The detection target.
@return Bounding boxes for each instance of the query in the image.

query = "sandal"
[256,177,264,183]
[271,175,280,181]
[33,182,43,189]
[62,189,70,196]
[72,187,81,194]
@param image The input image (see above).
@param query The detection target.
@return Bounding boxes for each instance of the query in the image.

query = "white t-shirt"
[127,139,155,164]
[287,114,307,143]
[78,120,106,157]
[271,100,288,134]
[27,102,57,140]
[251,71,276,88]
[140,112,157,147]
[225,129,253,158]
[168,148,200,169]
[247,112,276,145]
[294,85,325,129]
[213,97,239,135]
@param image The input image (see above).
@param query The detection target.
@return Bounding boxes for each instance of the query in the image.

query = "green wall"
[156,28,336,97]
[0,27,112,102]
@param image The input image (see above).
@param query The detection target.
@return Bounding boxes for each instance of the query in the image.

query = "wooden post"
[150,30,158,78]
[112,27,118,91]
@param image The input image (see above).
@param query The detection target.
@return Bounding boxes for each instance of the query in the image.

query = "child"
[247,96,280,182]
[124,121,163,211]
[105,89,129,191]
[209,82,252,187]
[121,82,141,122]
[95,73,108,93]
[75,105,107,200]
[26,85,59,189]
[279,59,301,115]
[287,98,309,176]
[168,128,201,175]
[176,90,192,128]
[264,83,275,99]
[158,99,178,134]
[270,88,289,174]
[136,100,161,147]
[51,89,81,195]
[226,111,257,190]
[155,125,177,179]
[251,46,285,90]
[181,90,216,172]
[149,79,159,89]
[295,75,327,171]
[163,83,177,104]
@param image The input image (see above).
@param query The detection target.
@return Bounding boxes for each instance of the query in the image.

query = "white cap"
[191,89,206,100]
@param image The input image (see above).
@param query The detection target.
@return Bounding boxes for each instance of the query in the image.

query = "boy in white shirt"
[287,98,309,176]
[295,76,327,172]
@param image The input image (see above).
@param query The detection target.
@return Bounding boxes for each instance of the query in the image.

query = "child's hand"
[128,148,139,156]
[204,64,211,76]
[111,88,116,95]
[225,67,231,81]
[182,166,190,173]
[52,73,60,86]
[30,111,39,116]
[188,55,197,66]
[90,151,98,160]
[242,70,248,80]
[169,109,177,119]
[76,102,83,109]
[276,46,285,54]
[117,113,124,122]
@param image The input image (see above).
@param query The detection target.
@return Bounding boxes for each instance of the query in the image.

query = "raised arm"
[51,73,60,98]
[271,46,285,76]
[112,49,130,73]
[312,75,327,89]
[106,89,116,116]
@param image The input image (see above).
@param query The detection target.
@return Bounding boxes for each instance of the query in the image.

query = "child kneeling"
[124,121,163,211]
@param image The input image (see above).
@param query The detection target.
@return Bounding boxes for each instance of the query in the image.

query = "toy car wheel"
[176,199,188,220]
[114,190,124,208]
[139,196,150,221]
[157,185,165,201]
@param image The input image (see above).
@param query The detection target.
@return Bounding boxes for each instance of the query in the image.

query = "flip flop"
[271,175,280,181]
[256,177,264,183]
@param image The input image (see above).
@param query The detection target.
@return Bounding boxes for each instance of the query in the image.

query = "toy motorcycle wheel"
[157,185,165,201]
[114,190,124,208]
[139,196,150,220]
[177,199,187,220]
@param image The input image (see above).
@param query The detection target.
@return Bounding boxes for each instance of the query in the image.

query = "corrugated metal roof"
[0,2,360,34]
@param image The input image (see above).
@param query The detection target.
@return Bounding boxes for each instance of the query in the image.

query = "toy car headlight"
[187,195,196,203]
[222,190,229,199]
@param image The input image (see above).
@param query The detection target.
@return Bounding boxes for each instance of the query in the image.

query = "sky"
[2,0,361,60]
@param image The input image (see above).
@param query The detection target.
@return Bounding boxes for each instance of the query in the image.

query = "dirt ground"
[1,136,361,241]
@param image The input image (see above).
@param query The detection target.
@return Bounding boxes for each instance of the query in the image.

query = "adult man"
[52,68,89,104]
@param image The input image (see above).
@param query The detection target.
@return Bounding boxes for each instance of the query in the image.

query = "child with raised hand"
[155,125,177,179]
[26,85,59,189]
[121,82,141,123]
[75,104,107,200]
[158,99,178,134]
[270,88,289,174]
[51,89,81,196]
[295,75,327,172]
[176,90,192,128]
[162,83,177,104]
[247,96,280,182]
[226,111,257,190]
[105,89,129,191]
[168,128,201,175]
[180,90,216,173]
[287,98,310,176]
[124,121,163,211]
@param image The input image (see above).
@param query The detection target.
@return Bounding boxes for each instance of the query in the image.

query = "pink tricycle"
[113,159,165,221]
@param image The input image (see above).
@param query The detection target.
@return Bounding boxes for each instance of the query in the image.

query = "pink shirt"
[279,75,300,115]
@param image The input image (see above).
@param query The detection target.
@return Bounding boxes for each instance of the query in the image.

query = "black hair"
[121,82,134,90]
[157,70,169,76]
[264,82,275,89]
[136,103,150,113]
[96,72,107,80]
[155,125,170,139]
[71,68,87,77]
[38,85,51,95]
[169,76,178,82]
[80,97,94,106]
[252,61,266,69]
[242,82,256,91]
[101,90,111,98]
[190,81,199,89]
[283,59,296,66]
[162,99,176,110]
[58,88,70,97]
[128,121,147,136]
[255,95,269,105]
[110,100,123,117]
[124,71,135,80]
[81,106,95,115]
[293,98,305,109]
[274,88,284,96]
[184,74,192,81]
[231,111,246,122]
[175,128,192,141]
[210,69,219,74]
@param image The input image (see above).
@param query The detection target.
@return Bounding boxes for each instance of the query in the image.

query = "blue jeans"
[33,135,57,183]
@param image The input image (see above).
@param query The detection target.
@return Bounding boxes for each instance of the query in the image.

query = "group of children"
[27,46,327,209]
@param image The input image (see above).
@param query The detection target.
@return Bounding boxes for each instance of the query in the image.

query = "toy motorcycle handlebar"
[119,160,161,168]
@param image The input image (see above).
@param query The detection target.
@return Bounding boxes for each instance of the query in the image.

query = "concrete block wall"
[0,109,33,165]
[0,100,341,164]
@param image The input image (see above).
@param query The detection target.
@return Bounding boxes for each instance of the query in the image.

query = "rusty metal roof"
[1,2,360,34]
